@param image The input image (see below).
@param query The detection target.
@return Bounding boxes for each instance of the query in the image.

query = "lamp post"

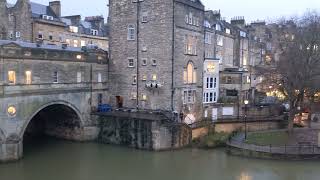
[244,99,249,140]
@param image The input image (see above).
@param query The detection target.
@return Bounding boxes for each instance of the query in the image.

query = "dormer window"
[91,29,99,36]
[215,24,221,31]
[42,15,54,21]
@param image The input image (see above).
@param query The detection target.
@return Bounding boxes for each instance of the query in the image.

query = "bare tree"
[257,11,320,132]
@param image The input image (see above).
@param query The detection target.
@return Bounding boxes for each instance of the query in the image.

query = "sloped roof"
[0,40,82,52]
[30,2,58,18]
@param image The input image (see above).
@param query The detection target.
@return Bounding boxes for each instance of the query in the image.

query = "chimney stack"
[49,1,61,18]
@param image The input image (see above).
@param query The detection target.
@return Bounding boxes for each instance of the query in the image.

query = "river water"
[1,138,320,180]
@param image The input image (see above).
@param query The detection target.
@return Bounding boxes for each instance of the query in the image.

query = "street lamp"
[244,100,249,140]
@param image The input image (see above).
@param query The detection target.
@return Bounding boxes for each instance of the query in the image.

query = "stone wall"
[98,115,192,151]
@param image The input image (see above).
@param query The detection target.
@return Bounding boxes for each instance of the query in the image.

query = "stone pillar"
[0,141,23,162]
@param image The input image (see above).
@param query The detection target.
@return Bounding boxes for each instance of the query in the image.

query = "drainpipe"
[171,0,175,112]
[136,1,140,110]
[90,64,93,107]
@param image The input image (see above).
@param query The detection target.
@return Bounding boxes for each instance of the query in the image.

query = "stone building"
[0,0,109,50]
[109,0,205,123]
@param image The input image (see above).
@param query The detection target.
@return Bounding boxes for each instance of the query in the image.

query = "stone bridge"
[0,40,109,162]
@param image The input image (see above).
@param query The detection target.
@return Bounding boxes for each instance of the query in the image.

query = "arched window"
[184,62,197,84]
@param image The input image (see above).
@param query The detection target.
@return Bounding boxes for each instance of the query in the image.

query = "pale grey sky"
[7,0,320,23]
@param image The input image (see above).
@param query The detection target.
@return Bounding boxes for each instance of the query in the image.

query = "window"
[217,35,224,46]
[225,76,232,84]
[49,34,53,41]
[127,25,135,40]
[25,71,32,84]
[152,74,157,81]
[98,73,102,83]
[131,92,137,100]
[142,58,147,66]
[69,26,79,33]
[142,75,147,81]
[240,31,247,37]
[226,28,231,34]
[38,32,43,39]
[73,40,78,47]
[152,59,157,66]
[132,75,137,85]
[142,94,147,101]
[91,29,98,36]
[205,32,212,44]
[98,94,103,105]
[81,40,86,47]
[183,90,196,104]
[66,39,71,46]
[203,92,215,103]
[215,24,221,31]
[185,35,197,55]
[9,31,13,39]
[16,32,21,38]
[77,72,82,83]
[142,12,148,23]
[53,71,58,83]
[8,71,16,84]
[184,62,197,84]
[206,77,214,89]
[128,58,134,67]
[226,90,238,97]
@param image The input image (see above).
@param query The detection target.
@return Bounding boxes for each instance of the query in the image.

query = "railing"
[228,137,320,155]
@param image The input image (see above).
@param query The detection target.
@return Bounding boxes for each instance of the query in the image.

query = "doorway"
[116,96,124,108]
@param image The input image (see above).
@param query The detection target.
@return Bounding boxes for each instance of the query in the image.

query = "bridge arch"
[20,101,84,141]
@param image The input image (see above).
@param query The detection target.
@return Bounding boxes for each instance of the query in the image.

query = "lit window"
[142,94,147,101]
[152,74,157,81]
[185,35,197,55]
[184,62,196,84]
[73,40,78,47]
[53,71,58,83]
[8,71,16,84]
[127,25,135,40]
[69,26,79,33]
[81,40,86,47]
[131,92,137,100]
[77,72,82,83]
[25,71,32,84]
[66,39,71,46]
[142,75,147,81]
[76,55,82,60]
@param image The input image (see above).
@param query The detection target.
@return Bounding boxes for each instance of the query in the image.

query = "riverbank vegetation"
[245,131,289,146]
[193,132,232,149]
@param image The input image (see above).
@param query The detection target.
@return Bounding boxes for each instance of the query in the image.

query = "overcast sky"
[7,0,320,23]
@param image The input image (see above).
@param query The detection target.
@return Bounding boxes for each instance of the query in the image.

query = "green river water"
[0,138,320,180]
